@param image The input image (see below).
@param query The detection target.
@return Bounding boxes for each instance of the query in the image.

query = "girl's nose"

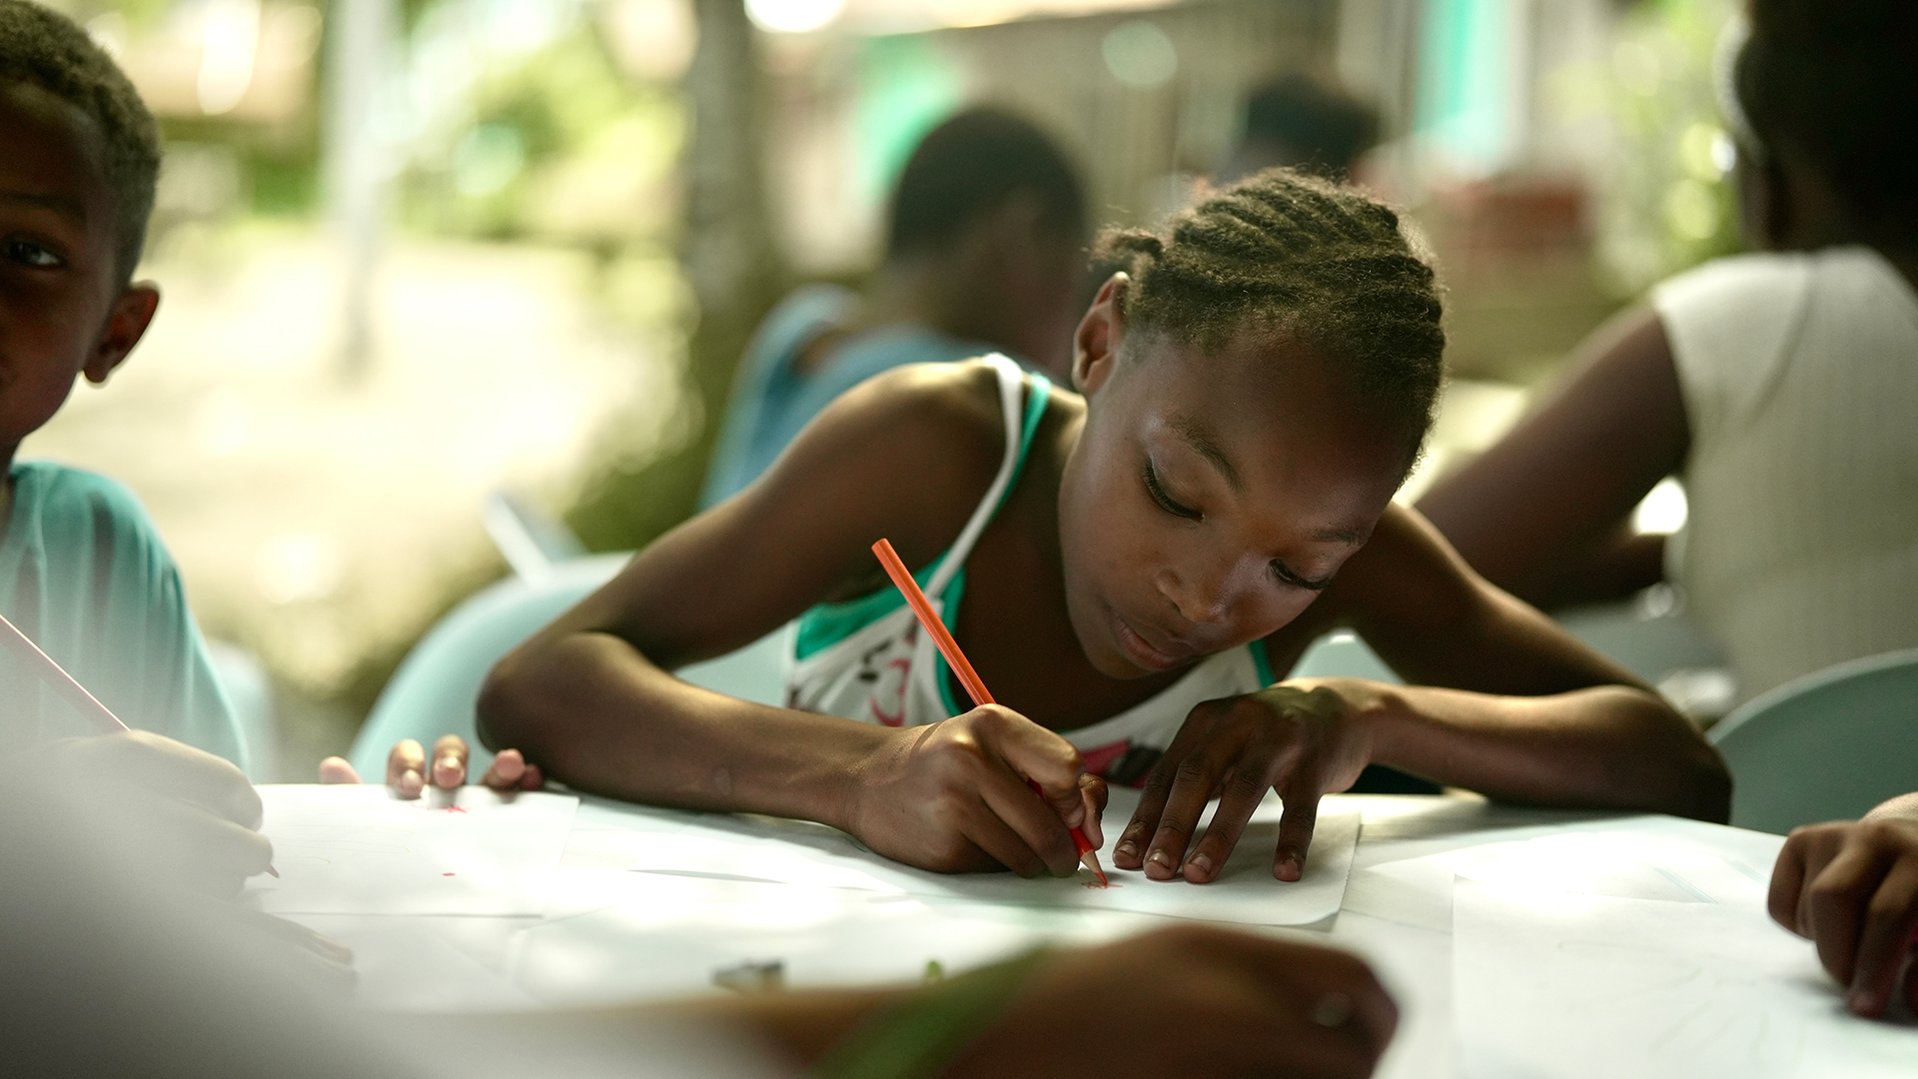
[1154,563,1234,627]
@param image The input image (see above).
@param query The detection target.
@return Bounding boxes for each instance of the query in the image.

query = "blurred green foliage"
[403,22,682,247]
[1554,0,1741,297]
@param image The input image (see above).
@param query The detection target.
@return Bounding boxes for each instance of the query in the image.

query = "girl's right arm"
[476,362,1095,875]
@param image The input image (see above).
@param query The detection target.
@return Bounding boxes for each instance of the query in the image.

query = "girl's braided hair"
[1093,168,1446,474]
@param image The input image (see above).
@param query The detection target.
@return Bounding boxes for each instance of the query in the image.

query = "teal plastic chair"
[347,553,789,781]
[1709,649,1918,834]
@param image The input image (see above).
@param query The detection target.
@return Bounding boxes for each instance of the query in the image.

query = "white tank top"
[1655,247,1918,703]
[784,355,1274,786]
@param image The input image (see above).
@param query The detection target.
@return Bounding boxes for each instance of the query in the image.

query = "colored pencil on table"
[1,610,279,877]
[871,538,1109,886]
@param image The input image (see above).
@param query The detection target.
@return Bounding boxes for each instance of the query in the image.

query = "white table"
[273,791,1916,1078]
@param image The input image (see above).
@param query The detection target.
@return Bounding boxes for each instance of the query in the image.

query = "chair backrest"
[348,553,790,781]
[1708,648,1918,834]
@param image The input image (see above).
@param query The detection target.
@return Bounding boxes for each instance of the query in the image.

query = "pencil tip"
[1081,850,1109,888]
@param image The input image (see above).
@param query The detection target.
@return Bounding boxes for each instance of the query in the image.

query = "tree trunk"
[567,0,786,550]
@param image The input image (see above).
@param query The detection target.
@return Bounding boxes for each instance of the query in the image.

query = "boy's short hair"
[1737,0,1918,231]
[0,0,161,284]
[885,106,1087,261]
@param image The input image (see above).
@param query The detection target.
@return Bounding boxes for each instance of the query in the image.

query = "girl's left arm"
[1115,504,1730,886]
[1328,503,1730,822]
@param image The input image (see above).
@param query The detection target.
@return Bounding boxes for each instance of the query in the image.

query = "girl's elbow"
[1684,744,1733,824]
[476,650,538,752]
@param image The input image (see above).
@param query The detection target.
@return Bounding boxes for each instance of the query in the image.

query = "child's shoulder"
[7,461,168,558]
[816,358,1020,464]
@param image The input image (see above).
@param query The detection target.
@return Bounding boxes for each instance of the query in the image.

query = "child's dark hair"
[1737,0,1918,235]
[886,106,1087,261]
[1238,73,1379,183]
[1094,168,1445,474]
[0,0,160,284]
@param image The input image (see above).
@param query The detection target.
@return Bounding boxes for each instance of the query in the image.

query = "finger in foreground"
[1142,745,1244,881]
[975,769,1079,876]
[1273,787,1322,883]
[386,739,427,799]
[430,734,470,790]
[317,756,361,784]
[480,748,526,791]
[1181,769,1269,884]
[1845,860,1918,1018]
[1767,834,1814,937]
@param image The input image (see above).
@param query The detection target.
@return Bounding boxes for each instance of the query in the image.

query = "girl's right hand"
[846,704,1104,875]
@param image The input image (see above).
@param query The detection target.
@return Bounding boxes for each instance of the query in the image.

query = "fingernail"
[1277,854,1301,881]
[1147,849,1175,875]
[1849,988,1879,1016]
[1114,838,1138,859]
[1184,852,1213,879]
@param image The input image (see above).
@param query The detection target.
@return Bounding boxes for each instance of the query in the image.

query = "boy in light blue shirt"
[1,0,243,770]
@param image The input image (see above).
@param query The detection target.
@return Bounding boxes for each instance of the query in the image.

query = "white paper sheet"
[1369,827,1780,909]
[1453,883,1918,1079]
[574,787,1359,927]
[513,876,1119,1005]
[245,785,579,916]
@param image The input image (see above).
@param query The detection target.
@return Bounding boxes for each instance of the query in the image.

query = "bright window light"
[745,0,846,34]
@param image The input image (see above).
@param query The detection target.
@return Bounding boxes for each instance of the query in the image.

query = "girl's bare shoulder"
[762,359,1020,562]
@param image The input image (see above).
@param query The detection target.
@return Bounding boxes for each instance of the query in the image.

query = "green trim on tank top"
[794,366,1053,664]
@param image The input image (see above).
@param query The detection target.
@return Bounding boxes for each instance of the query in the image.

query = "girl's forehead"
[1123,332,1409,498]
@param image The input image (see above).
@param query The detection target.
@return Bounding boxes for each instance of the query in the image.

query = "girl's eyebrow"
[1165,414,1370,546]
[1168,415,1242,492]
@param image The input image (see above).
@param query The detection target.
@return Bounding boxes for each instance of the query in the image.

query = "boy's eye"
[1142,459,1202,521]
[4,238,66,268]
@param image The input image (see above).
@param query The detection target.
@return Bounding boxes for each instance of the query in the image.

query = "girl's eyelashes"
[1269,560,1332,592]
[1141,458,1201,520]
[3,237,67,269]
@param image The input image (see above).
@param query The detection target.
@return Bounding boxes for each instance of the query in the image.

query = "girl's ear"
[84,283,159,385]
[1072,273,1128,395]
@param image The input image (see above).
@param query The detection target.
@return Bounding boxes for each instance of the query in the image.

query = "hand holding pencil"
[6,611,276,894]
[865,539,1108,884]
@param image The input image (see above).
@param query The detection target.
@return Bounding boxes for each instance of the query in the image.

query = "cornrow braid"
[1093,168,1446,473]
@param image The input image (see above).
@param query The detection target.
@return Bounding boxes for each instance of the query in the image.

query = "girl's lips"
[1111,610,1190,673]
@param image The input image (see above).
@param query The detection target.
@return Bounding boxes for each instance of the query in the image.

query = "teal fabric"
[0,462,243,768]
[699,285,1002,508]
[794,367,1053,681]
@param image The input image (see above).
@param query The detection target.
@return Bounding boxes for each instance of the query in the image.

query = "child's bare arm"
[1330,503,1728,817]
[476,363,1092,873]
[1117,504,1728,883]
[1416,305,1688,610]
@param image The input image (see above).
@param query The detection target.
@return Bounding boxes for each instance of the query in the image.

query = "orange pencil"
[1,610,279,878]
[871,538,1109,886]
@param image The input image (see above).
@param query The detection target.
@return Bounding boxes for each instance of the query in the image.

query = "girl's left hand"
[1113,679,1381,884]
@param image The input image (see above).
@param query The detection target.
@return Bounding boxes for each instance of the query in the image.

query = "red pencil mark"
[439,805,467,814]
[1082,878,1116,890]
[442,872,456,877]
